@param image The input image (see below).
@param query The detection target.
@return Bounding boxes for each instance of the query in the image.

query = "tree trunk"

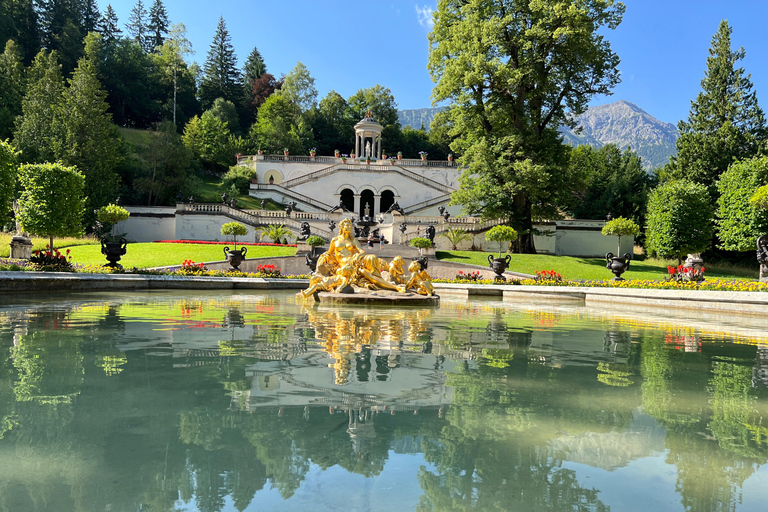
[514,195,536,254]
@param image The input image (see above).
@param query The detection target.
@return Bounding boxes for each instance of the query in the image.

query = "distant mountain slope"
[560,100,678,170]
[398,107,446,130]
[398,100,678,170]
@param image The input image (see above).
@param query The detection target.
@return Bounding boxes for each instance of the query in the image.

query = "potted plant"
[334,149,340,157]
[410,236,433,256]
[97,203,130,268]
[340,154,348,163]
[257,148,263,156]
[397,151,402,160]
[309,147,316,157]
[447,153,453,162]
[601,217,639,280]
[419,151,428,161]
[365,156,371,164]
[283,148,289,156]
[389,159,396,165]
[485,225,518,281]
[221,221,249,270]
[382,151,387,159]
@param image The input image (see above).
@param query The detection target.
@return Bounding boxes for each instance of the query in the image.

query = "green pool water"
[1,290,768,512]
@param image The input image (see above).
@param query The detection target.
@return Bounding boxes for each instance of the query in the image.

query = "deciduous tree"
[280,61,317,113]
[645,181,714,263]
[429,0,624,252]
[716,156,768,251]
[17,162,86,252]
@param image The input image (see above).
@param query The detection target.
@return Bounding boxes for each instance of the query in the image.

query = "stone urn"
[488,254,511,282]
[223,246,247,270]
[606,252,632,280]
[101,237,128,268]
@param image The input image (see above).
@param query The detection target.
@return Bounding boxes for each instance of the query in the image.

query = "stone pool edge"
[2,272,766,316]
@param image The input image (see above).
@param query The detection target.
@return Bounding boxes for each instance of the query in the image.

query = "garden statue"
[300,218,437,300]
[9,200,33,260]
[329,198,349,213]
[229,197,237,209]
[261,199,266,210]
[425,225,436,242]
[399,223,407,235]
[221,193,228,204]
[328,220,336,232]
[758,235,768,282]
[405,259,434,296]
[176,191,184,203]
[284,201,297,216]
[365,141,371,158]
[386,202,405,215]
[299,222,311,240]
[443,212,451,221]
[438,206,445,216]
[188,196,195,204]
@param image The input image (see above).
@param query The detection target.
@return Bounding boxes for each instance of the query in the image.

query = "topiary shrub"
[410,236,433,255]
[221,221,248,250]
[305,235,325,247]
[97,203,130,242]
[601,217,640,256]
[717,156,768,251]
[485,225,518,258]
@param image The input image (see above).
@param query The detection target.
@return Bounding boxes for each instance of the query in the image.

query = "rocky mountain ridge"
[398,100,678,171]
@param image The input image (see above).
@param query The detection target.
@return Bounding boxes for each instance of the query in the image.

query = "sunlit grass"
[0,232,100,257]
[66,242,296,269]
[436,250,758,281]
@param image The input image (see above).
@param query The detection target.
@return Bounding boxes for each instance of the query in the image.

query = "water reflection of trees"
[2,304,768,511]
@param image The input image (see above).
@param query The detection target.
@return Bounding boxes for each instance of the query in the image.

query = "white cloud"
[415,5,434,30]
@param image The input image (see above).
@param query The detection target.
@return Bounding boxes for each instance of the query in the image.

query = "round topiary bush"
[485,225,518,257]
[221,222,248,250]
[601,217,640,256]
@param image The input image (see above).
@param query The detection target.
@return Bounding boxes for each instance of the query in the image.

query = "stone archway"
[360,189,375,217]
[340,189,355,212]
[380,190,395,214]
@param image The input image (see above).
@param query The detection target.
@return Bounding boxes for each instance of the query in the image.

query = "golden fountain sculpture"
[299,218,437,303]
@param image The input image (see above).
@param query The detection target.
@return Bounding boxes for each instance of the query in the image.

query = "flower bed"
[434,276,768,292]
[154,240,297,247]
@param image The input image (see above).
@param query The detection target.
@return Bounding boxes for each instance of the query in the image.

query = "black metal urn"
[101,237,127,268]
[606,252,632,280]
[488,254,511,282]
[223,246,247,270]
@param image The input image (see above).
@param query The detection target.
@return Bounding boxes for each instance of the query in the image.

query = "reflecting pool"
[2,290,768,512]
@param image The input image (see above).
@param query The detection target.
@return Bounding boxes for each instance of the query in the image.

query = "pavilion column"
[355,133,360,157]
[374,195,381,214]
[353,194,361,215]
[376,135,381,159]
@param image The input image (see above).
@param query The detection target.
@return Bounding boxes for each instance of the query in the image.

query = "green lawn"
[0,232,100,258]
[196,175,283,210]
[67,243,296,269]
[436,250,759,281]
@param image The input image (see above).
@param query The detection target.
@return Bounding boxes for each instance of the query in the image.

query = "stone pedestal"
[296,241,311,254]
[9,236,33,260]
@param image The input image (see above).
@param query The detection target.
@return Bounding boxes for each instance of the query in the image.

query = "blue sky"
[107,0,768,125]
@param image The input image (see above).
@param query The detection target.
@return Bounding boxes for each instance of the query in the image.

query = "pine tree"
[81,0,101,33]
[0,40,25,140]
[125,0,150,52]
[99,4,121,46]
[37,0,83,74]
[14,49,65,163]
[199,16,241,110]
[666,20,766,197]
[147,0,169,51]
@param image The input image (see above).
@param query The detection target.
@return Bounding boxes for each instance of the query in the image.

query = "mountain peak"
[562,100,678,170]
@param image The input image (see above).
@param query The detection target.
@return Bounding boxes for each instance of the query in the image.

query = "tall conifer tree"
[126,0,150,52]
[147,0,169,51]
[0,40,25,140]
[99,4,121,46]
[666,20,766,197]
[199,16,241,110]
[14,49,65,163]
